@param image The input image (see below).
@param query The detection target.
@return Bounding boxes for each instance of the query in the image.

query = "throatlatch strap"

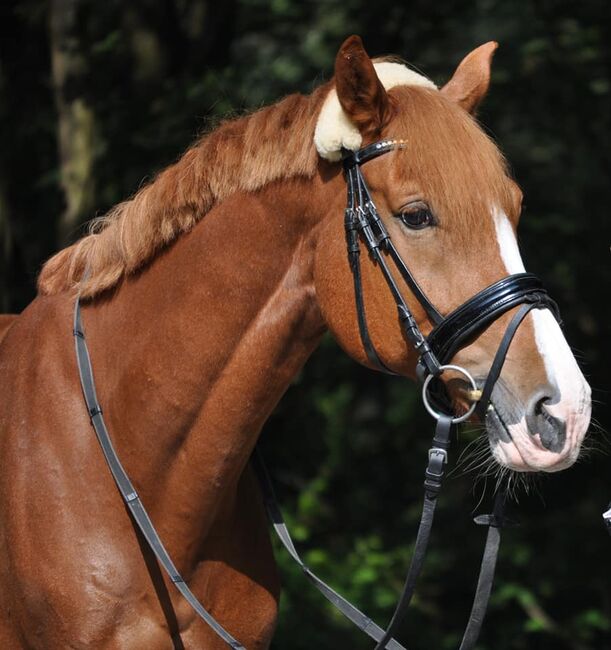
[252,448,407,650]
[345,165,395,374]
[73,299,246,650]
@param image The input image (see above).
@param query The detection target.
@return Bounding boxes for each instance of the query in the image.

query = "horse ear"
[334,35,392,137]
[440,42,498,114]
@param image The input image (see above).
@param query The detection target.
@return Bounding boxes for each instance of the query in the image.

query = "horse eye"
[397,206,434,230]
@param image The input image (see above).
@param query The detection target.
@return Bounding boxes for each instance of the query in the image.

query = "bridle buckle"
[428,447,448,465]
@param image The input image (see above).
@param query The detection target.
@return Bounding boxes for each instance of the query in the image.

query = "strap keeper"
[88,405,103,419]
[473,513,518,528]
[423,478,442,498]
[474,514,498,527]
[420,351,441,378]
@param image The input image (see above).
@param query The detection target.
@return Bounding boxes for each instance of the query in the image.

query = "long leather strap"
[252,448,407,650]
[73,298,247,650]
[458,491,507,650]
[73,293,507,650]
[374,418,507,650]
[255,416,504,650]
[372,415,454,650]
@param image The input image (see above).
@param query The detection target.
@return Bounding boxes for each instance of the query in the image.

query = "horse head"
[314,36,591,473]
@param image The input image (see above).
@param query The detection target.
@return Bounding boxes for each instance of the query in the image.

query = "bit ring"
[422,364,478,424]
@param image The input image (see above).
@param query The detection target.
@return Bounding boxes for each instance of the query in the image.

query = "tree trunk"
[49,0,98,246]
[0,178,11,313]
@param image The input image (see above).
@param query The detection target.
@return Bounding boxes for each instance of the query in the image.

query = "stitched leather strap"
[255,417,504,650]
[73,299,246,650]
[426,273,559,368]
[475,303,536,419]
[373,415,453,650]
[252,448,407,650]
[458,490,508,649]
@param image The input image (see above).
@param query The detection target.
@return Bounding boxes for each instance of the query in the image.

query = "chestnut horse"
[0,315,15,343]
[0,36,591,649]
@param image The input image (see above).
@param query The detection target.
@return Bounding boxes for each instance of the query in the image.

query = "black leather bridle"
[73,138,563,649]
[342,139,559,383]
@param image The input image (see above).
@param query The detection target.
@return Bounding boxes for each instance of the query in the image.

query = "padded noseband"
[423,272,560,375]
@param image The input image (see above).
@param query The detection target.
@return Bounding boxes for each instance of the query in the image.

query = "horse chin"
[485,406,581,473]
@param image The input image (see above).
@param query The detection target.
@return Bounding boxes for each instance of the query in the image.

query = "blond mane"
[38,87,327,298]
[38,65,513,299]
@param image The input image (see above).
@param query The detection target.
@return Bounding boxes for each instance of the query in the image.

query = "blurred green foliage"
[1,1,610,648]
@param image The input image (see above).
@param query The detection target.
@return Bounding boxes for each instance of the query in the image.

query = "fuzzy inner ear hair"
[314,62,437,162]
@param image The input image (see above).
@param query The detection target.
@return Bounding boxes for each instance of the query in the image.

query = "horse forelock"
[386,86,516,241]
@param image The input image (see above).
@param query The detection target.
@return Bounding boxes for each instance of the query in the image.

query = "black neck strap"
[73,299,247,650]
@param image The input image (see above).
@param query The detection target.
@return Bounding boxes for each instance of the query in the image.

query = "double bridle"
[73,138,563,649]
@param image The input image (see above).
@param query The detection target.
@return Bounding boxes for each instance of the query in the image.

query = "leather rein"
[73,138,562,649]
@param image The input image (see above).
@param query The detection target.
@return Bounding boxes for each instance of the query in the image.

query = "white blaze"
[492,207,591,467]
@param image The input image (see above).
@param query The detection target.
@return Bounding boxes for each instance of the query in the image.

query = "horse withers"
[0,36,591,649]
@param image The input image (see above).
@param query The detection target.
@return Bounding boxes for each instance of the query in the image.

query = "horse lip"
[485,402,536,472]
[484,402,579,473]
[485,401,513,445]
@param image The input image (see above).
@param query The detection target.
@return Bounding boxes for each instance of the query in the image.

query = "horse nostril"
[526,387,566,453]
[533,395,550,416]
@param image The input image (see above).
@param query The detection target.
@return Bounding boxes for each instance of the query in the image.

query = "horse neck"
[83,177,332,564]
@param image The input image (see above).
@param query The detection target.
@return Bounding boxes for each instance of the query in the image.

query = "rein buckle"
[428,447,448,465]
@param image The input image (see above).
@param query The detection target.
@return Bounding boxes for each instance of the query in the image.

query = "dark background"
[1,1,610,648]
